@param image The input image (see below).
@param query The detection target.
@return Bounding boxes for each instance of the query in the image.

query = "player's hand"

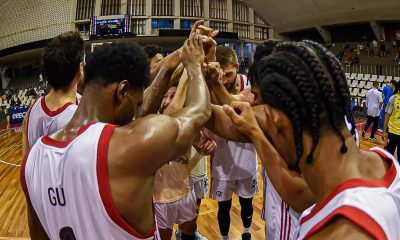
[191,20,219,37]
[222,101,262,136]
[203,62,222,86]
[198,139,217,156]
[197,131,217,155]
[181,33,205,67]
[382,131,388,146]
[202,35,218,62]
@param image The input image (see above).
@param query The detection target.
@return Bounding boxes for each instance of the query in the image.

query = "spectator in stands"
[336,49,344,61]
[362,81,383,141]
[345,52,354,66]
[394,48,400,63]
[383,81,400,161]
[373,40,379,57]
[379,80,396,131]
[380,40,386,58]
[353,55,360,66]
[396,30,400,47]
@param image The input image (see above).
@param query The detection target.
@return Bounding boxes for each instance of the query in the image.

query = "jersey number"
[59,227,76,240]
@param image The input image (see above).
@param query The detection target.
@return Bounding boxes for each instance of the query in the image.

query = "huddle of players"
[21,19,400,240]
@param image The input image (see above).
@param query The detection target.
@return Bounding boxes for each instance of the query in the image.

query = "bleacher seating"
[0,87,36,113]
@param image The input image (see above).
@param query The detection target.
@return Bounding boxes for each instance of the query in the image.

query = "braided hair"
[249,40,355,170]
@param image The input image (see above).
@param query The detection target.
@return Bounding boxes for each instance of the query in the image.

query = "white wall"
[0,0,74,50]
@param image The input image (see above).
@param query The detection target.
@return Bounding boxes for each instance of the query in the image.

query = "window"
[232,0,248,22]
[181,0,203,17]
[210,21,227,32]
[255,26,269,40]
[233,24,249,39]
[152,0,174,16]
[209,0,227,19]
[131,19,146,35]
[152,19,173,29]
[127,0,145,16]
[254,14,267,25]
[75,0,95,20]
[101,0,121,16]
[181,20,195,29]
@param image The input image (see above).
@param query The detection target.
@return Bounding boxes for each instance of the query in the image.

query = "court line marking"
[0,159,21,167]
[0,144,22,167]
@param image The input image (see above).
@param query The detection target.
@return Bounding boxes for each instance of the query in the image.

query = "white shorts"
[154,191,198,229]
[210,175,258,201]
[189,175,208,199]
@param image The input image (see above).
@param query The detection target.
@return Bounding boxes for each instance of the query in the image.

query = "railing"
[344,64,400,77]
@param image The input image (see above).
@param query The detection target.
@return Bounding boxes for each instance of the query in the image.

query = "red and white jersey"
[298,147,400,240]
[211,136,257,180]
[21,122,159,239]
[261,168,300,240]
[26,96,77,148]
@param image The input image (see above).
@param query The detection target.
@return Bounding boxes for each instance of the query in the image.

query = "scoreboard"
[90,15,134,39]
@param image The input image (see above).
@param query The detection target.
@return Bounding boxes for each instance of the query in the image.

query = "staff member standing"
[362,81,382,141]
[383,81,400,161]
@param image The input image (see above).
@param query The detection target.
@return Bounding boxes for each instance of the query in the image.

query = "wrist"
[185,63,202,72]
[248,126,264,140]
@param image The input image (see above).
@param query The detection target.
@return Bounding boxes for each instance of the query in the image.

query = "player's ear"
[116,80,129,103]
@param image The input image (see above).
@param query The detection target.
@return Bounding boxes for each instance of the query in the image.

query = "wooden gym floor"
[0,125,384,240]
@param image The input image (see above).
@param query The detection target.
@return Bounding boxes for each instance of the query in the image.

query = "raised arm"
[120,33,211,175]
[139,49,182,117]
[223,101,315,212]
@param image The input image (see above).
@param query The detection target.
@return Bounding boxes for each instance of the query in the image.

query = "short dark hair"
[216,46,238,65]
[42,31,84,90]
[390,80,397,86]
[84,42,150,89]
[144,44,164,58]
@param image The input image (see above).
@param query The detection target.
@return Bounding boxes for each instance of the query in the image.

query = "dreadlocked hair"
[254,41,351,169]
[302,40,356,138]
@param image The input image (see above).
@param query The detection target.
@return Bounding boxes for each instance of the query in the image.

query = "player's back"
[26,96,77,148]
[22,122,158,239]
[298,147,400,240]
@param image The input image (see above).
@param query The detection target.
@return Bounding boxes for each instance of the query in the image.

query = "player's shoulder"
[114,114,179,143]
[308,217,374,240]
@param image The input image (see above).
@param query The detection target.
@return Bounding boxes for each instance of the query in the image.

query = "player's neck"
[45,84,77,110]
[300,130,365,204]
[66,83,115,129]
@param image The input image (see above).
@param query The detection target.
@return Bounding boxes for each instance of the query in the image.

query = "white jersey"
[22,122,159,239]
[26,96,77,148]
[298,147,400,240]
[211,136,257,180]
[261,168,300,240]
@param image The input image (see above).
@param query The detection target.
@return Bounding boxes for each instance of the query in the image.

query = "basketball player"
[21,34,211,239]
[21,32,84,157]
[155,84,216,240]
[210,40,400,239]
[206,41,305,240]
[208,46,257,240]
[158,84,214,240]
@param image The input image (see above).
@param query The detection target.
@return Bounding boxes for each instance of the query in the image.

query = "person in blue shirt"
[379,80,397,131]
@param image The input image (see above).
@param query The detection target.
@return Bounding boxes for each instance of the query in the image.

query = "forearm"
[209,82,236,105]
[384,113,391,132]
[181,64,211,126]
[249,128,314,212]
[140,68,175,117]
[205,105,250,142]
[188,152,204,170]
[140,51,183,117]
[150,48,182,80]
